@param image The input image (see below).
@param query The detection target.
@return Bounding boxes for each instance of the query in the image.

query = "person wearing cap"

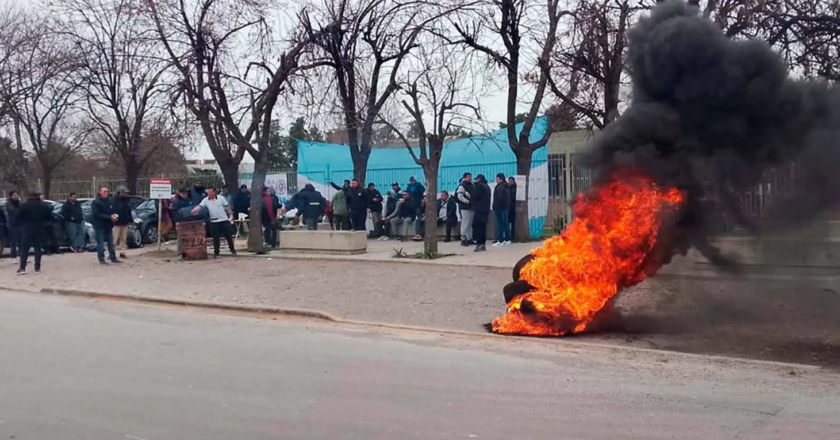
[379,190,399,240]
[367,183,384,237]
[346,179,369,231]
[189,180,208,205]
[406,176,425,214]
[112,187,134,258]
[391,182,401,195]
[471,174,492,252]
[382,191,415,241]
[455,172,475,246]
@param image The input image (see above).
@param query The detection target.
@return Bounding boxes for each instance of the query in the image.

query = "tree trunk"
[422,166,439,254]
[351,149,370,183]
[12,118,29,192]
[124,154,141,195]
[604,82,620,125]
[218,159,240,196]
[514,150,533,241]
[247,158,268,253]
[41,167,53,200]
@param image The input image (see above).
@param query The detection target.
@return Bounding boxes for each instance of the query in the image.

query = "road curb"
[0,286,824,372]
[32,287,338,322]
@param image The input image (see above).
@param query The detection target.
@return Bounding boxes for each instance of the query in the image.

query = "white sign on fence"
[513,175,527,201]
[239,173,290,198]
[149,179,172,199]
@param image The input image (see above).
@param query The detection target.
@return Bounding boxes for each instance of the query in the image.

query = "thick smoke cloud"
[583,0,840,266]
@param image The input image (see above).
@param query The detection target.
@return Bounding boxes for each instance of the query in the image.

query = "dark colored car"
[132,199,162,245]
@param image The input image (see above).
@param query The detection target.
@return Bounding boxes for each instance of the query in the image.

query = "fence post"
[92,176,97,196]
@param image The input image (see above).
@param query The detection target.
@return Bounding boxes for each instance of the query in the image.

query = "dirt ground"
[3,251,839,368]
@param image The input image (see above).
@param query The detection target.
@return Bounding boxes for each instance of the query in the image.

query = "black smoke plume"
[583,0,840,267]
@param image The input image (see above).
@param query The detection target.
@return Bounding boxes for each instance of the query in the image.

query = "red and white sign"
[149,179,172,199]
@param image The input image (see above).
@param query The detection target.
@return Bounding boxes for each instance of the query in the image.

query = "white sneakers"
[491,241,512,247]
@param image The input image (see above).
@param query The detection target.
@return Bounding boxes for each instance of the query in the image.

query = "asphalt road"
[1,291,838,440]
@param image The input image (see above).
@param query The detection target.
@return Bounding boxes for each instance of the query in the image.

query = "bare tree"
[147,0,327,252]
[545,0,644,129]
[2,19,88,199]
[303,0,453,183]
[763,0,840,80]
[450,0,566,241]
[53,0,173,195]
[0,7,33,191]
[676,1,840,79]
[382,42,483,253]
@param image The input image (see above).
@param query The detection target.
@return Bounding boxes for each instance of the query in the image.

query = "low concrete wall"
[281,230,367,255]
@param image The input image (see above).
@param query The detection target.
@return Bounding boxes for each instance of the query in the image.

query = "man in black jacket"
[112,187,134,258]
[367,183,383,237]
[346,179,369,232]
[289,184,326,230]
[471,174,492,252]
[4,190,22,261]
[15,192,52,274]
[189,181,208,206]
[60,192,86,252]
[91,187,120,265]
[232,184,250,236]
[493,173,512,246]
[439,190,458,242]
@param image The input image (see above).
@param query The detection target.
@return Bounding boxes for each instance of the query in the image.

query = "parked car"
[133,199,162,245]
[50,200,97,250]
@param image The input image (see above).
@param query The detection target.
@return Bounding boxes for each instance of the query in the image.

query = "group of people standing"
[317,172,518,253]
[4,187,132,275]
[328,179,381,232]
[453,172,517,252]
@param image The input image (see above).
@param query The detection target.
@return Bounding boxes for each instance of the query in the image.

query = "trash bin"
[176,220,207,260]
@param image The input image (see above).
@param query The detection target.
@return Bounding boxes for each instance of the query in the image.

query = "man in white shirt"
[192,187,237,258]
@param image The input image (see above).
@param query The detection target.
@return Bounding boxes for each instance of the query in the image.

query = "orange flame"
[491,168,684,336]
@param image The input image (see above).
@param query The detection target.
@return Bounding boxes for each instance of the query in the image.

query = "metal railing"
[545,154,801,235]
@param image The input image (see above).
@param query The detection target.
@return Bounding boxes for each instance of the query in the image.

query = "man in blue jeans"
[492,173,512,246]
[91,187,121,265]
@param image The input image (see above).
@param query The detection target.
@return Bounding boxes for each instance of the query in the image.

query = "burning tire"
[492,168,684,336]
[503,280,534,304]
[512,254,533,281]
